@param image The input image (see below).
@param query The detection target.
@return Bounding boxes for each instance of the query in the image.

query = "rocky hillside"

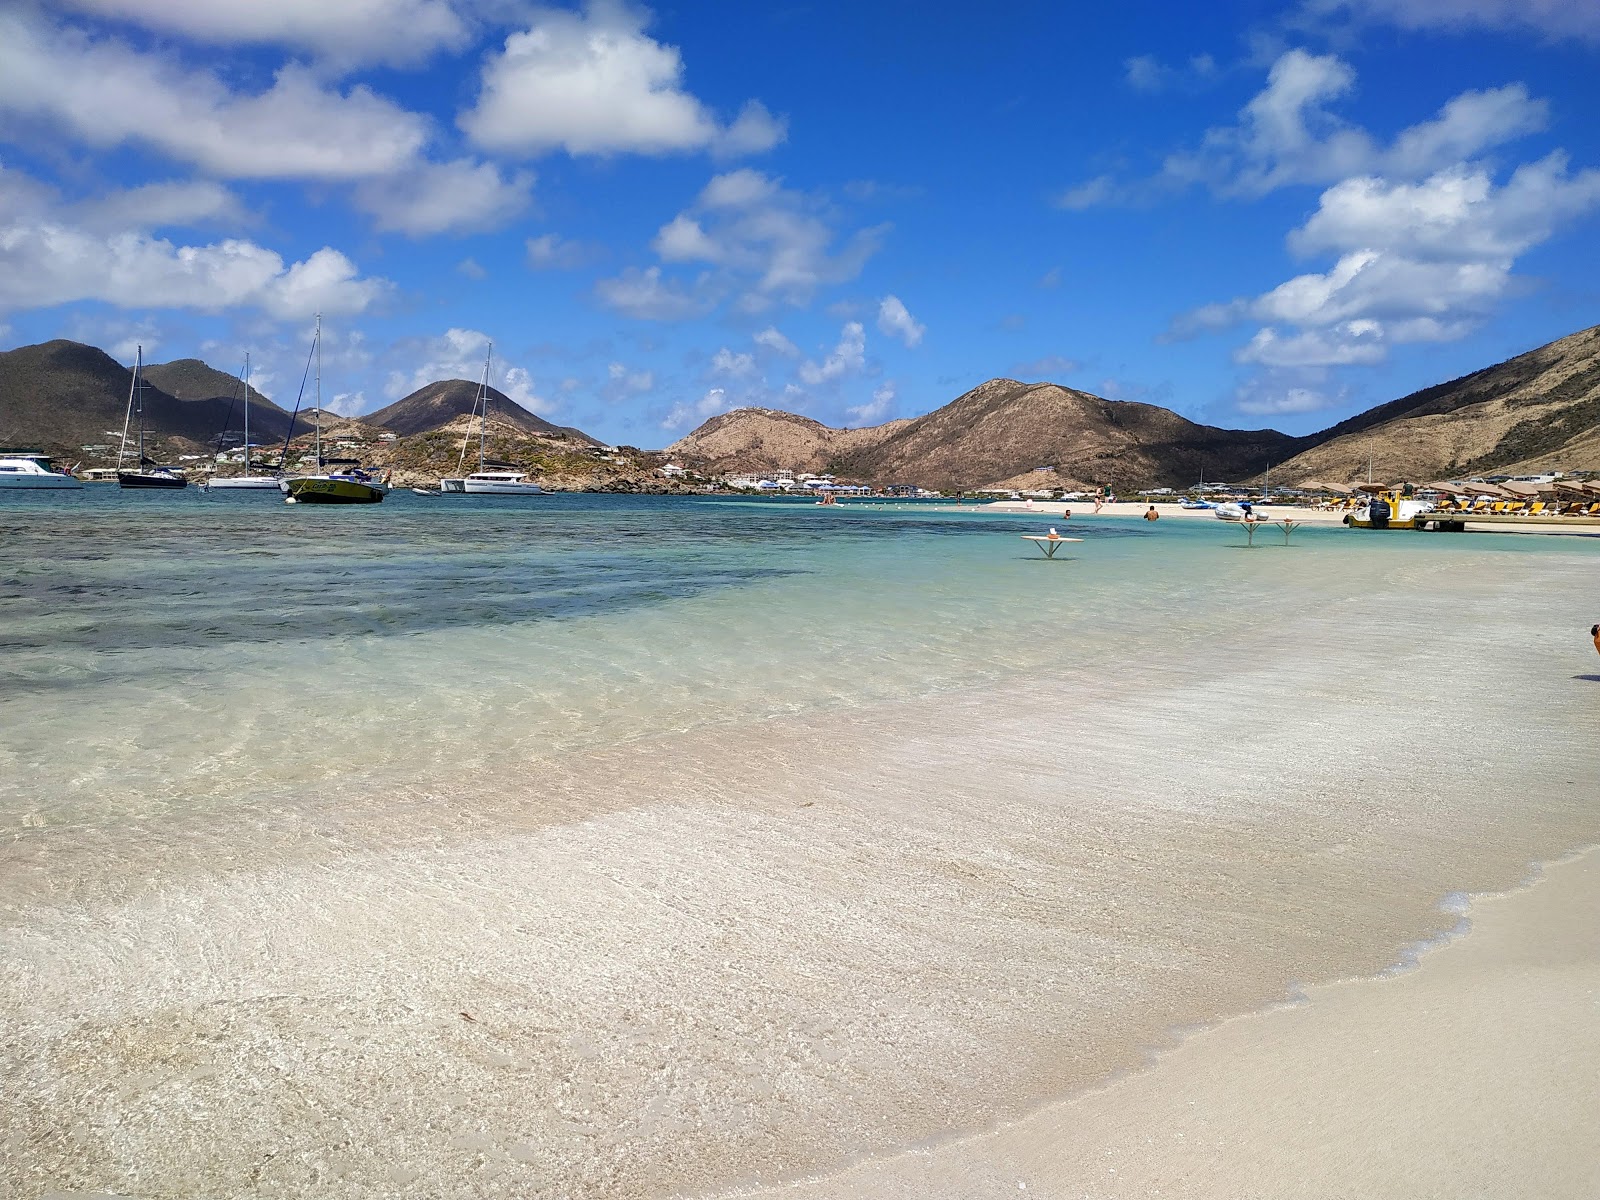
[672,383,1306,491]
[1272,323,1600,484]
[666,408,909,475]
[363,380,599,444]
[141,357,281,414]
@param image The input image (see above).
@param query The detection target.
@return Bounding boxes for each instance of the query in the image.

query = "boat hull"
[117,470,188,489]
[0,475,83,490]
[462,480,544,495]
[207,476,283,490]
[283,477,386,504]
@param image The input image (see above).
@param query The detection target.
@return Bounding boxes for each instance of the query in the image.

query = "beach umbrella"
[1553,478,1588,493]
[1461,482,1510,497]
[1499,480,1541,496]
[1583,480,1600,496]
[1318,481,1353,494]
[1426,481,1468,494]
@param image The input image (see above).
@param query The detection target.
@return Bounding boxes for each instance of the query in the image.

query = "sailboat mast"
[118,346,139,471]
[242,352,250,475]
[479,343,492,472]
[136,346,146,466]
[314,314,322,468]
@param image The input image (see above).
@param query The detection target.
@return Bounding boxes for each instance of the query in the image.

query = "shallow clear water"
[3,489,1598,1198]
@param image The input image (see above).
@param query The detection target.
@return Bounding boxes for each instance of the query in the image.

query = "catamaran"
[0,451,83,490]
[116,345,188,489]
[207,353,282,490]
[280,316,388,504]
[439,344,544,496]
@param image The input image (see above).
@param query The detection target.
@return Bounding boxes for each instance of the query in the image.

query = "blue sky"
[1,0,1597,447]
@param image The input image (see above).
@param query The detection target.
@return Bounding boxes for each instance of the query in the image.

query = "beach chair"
[1526,501,1547,516]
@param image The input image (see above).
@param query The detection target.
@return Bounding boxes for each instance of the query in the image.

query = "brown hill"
[671,383,1305,491]
[141,357,283,414]
[0,340,298,458]
[364,380,599,444]
[1272,324,1600,484]
[666,407,909,475]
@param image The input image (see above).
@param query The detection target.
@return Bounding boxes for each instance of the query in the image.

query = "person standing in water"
[1144,506,1160,521]
[1592,624,1599,656]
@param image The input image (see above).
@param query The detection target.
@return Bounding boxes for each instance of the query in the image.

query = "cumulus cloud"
[593,265,718,320]
[0,219,388,318]
[798,321,866,385]
[1180,153,1600,373]
[0,12,429,181]
[753,326,800,357]
[638,170,887,312]
[1308,0,1600,44]
[1234,381,1346,415]
[661,386,736,431]
[1067,50,1548,206]
[461,3,784,158]
[607,361,655,393]
[384,326,551,413]
[355,158,533,236]
[876,294,925,347]
[710,347,756,377]
[526,233,591,269]
[55,0,472,67]
[845,381,896,426]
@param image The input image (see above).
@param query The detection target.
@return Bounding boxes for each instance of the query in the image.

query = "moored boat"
[283,467,388,504]
[115,346,188,490]
[439,345,545,496]
[0,450,84,490]
[207,352,283,491]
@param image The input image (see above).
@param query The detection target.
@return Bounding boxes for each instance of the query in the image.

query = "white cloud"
[526,233,590,269]
[641,170,888,311]
[0,220,388,318]
[384,327,551,413]
[0,13,429,181]
[1074,51,1548,206]
[798,321,866,385]
[1124,53,1218,93]
[607,361,655,392]
[593,265,717,320]
[1234,324,1388,367]
[461,3,783,158]
[1309,0,1600,44]
[55,0,471,67]
[1288,154,1600,262]
[661,386,735,431]
[710,347,756,377]
[1174,151,1600,373]
[876,294,925,347]
[1235,383,1344,415]
[457,258,487,280]
[355,159,533,236]
[75,180,247,232]
[1037,266,1062,289]
[846,381,895,427]
[753,326,800,357]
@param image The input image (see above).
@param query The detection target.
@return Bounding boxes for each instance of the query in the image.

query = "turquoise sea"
[3,489,1598,1197]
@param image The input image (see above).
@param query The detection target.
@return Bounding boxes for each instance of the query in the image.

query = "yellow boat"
[282,467,388,504]
[1343,488,1432,529]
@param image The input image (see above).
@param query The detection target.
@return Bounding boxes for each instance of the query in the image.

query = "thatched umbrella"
[1461,481,1510,497]
[1499,480,1541,497]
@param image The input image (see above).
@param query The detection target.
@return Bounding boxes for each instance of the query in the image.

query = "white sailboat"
[116,345,188,489]
[207,353,282,490]
[440,344,544,496]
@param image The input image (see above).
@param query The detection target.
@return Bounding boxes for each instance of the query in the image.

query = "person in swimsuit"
[1592,624,1599,656]
[1144,506,1160,521]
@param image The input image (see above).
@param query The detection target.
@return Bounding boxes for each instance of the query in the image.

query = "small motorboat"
[1179,498,1214,510]
[1213,502,1262,522]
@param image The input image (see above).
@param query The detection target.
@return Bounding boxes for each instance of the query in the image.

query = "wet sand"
[736,846,1600,1199]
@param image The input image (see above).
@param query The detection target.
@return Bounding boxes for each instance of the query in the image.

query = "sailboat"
[116,345,188,489]
[207,353,282,490]
[439,344,544,496]
[280,316,388,504]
